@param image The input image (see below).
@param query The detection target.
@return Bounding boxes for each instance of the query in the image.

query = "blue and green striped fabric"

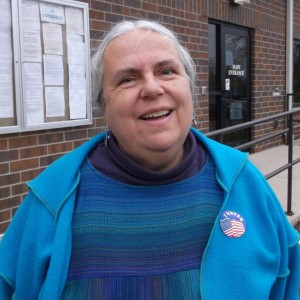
[62,155,223,299]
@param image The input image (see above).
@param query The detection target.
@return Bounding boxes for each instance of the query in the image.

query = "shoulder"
[191,128,249,190]
[26,133,105,215]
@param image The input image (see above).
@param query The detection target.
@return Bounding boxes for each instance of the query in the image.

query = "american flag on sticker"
[220,211,246,238]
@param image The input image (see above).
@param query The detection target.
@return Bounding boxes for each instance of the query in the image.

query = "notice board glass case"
[0,0,91,134]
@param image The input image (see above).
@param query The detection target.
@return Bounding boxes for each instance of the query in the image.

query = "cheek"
[172,80,192,101]
[105,101,134,134]
[104,88,140,121]
[177,86,193,113]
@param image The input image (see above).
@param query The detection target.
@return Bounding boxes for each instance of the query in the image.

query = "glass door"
[293,40,300,108]
[209,23,251,147]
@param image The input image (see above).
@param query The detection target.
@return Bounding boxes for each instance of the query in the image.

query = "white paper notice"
[43,54,64,86]
[68,64,85,78]
[23,20,41,32]
[42,23,63,55]
[23,63,44,125]
[0,73,14,118]
[45,87,65,117]
[22,0,40,33]
[69,78,86,119]
[67,39,86,119]
[22,0,40,22]
[67,41,85,66]
[22,30,42,62]
[0,0,14,118]
[65,7,84,35]
[67,34,84,43]
[25,87,44,125]
[69,77,86,91]
[23,63,43,85]
[0,0,12,34]
[40,2,65,24]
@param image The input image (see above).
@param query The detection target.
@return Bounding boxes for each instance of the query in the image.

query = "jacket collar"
[27,132,106,217]
[191,127,248,192]
[27,128,248,217]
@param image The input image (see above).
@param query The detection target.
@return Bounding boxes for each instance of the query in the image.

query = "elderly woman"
[0,20,299,299]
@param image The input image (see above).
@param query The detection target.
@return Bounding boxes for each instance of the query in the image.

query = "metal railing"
[206,105,300,216]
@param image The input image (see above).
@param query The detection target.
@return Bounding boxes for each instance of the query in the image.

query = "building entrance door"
[209,23,251,147]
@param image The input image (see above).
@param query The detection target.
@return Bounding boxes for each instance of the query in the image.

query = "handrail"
[206,106,300,216]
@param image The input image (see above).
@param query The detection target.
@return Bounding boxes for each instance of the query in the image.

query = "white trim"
[286,0,293,110]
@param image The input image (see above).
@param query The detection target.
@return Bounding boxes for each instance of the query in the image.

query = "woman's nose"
[140,75,164,99]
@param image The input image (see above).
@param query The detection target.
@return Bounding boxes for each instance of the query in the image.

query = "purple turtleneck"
[88,131,206,186]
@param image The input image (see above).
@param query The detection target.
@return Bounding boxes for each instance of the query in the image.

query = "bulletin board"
[0,0,17,130]
[0,0,91,134]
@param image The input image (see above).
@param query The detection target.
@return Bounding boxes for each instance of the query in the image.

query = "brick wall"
[0,0,295,234]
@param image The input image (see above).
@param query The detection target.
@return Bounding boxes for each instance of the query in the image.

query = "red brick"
[89,9,105,20]
[9,136,38,149]
[48,142,73,154]
[40,154,63,167]
[20,146,48,159]
[10,158,39,172]
[0,209,11,223]
[21,169,41,182]
[38,132,64,145]
[142,2,157,12]
[124,0,141,9]
[0,173,20,187]
[0,149,19,163]
[0,163,9,175]
[11,183,28,196]
[73,139,89,148]
[0,139,8,151]
[9,195,22,208]
[0,221,9,235]
[0,188,10,201]
[0,199,9,211]
[65,130,88,141]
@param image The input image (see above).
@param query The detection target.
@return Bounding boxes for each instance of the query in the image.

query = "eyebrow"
[112,59,183,80]
[156,59,181,68]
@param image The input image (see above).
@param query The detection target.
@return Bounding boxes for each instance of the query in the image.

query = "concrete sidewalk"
[249,142,300,226]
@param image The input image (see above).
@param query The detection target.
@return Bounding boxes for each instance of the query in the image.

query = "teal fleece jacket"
[0,128,299,299]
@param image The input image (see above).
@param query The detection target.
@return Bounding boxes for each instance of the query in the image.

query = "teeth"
[143,110,170,119]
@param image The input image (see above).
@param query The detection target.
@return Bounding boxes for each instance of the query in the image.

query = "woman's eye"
[161,69,174,75]
[119,77,134,85]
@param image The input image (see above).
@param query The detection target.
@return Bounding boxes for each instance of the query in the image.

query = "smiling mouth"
[141,110,172,120]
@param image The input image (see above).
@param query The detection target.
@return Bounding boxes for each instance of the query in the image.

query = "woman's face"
[102,29,194,171]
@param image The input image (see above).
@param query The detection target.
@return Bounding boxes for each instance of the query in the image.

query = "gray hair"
[91,19,196,105]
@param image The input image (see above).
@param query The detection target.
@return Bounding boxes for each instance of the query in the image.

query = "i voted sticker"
[220,210,246,238]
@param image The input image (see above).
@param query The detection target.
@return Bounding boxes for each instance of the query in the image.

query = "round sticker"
[220,210,246,238]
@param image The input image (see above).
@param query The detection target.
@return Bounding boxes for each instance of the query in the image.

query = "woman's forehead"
[109,29,175,53]
[104,29,180,65]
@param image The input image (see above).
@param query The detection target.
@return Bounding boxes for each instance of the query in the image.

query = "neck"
[133,147,185,172]
[112,136,186,172]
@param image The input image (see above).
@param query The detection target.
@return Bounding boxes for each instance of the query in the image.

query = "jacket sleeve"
[255,165,300,299]
[285,239,300,299]
[269,225,300,299]
[0,191,56,299]
[269,200,300,299]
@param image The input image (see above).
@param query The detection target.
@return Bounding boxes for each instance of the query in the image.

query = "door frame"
[209,20,252,146]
